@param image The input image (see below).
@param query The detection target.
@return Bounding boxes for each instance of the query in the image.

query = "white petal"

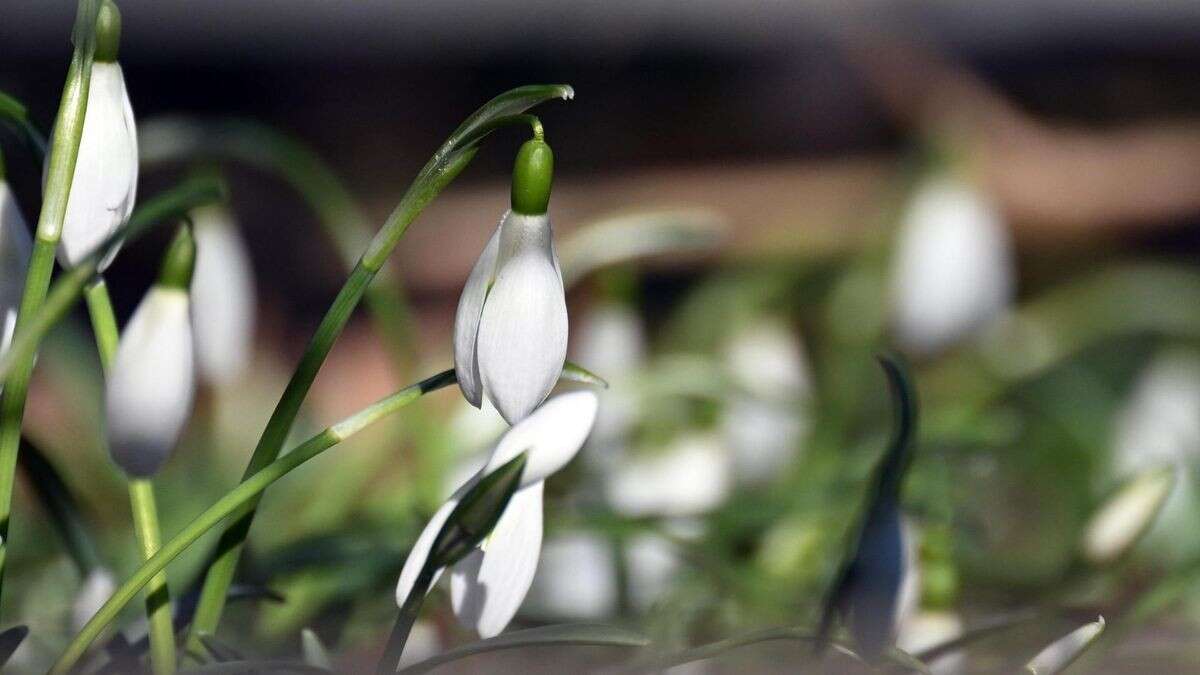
[105,288,195,476]
[477,211,567,423]
[724,320,811,401]
[0,183,31,358]
[605,435,731,517]
[624,533,680,613]
[56,62,138,270]
[190,205,256,385]
[483,390,598,487]
[450,482,544,637]
[394,482,472,608]
[453,224,501,407]
[525,532,618,620]
[890,175,1013,353]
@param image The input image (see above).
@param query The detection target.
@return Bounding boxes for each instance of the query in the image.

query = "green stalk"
[51,369,458,675]
[0,0,101,602]
[376,566,434,675]
[85,280,175,675]
[186,83,572,650]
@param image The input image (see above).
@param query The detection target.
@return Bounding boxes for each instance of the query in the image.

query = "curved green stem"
[50,369,458,675]
[0,0,102,605]
[186,84,572,651]
[85,280,176,675]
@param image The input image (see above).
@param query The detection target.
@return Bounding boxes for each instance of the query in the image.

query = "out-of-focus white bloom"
[396,391,598,637]
[398,621,441,670]
[525,532,618,620]
[890,174,1013,353]
[54,61,137,271]
[1024,617,1105,675]
[605,435,731,517]
[1081,467,1175,566]
[625,532,682,613]
[1111,352,1200,560]
[106,287,195,476]
[0,181,31,358]
[720,320,812,483]
[575,303,646,453]
[71,568,116,632]
[448,396,509,454]
[190,205,255,385]
[454,210,568,425]
[897,611,965,675]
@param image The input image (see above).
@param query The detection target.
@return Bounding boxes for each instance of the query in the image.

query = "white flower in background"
[71,568,117,631]
[455,138,566,425]
[525,532,618,620]
[1110,352,1200,560]
[890,174,1014,354]
[190,205,256,385]
[53,0,137,271]
[396,391,598,637]
[720,320,812,484]
[605,434,731,518]
[625,532,683,613]
[897,611,965,675]
[105,228,196,477]
[575,302,646,454]
[0,178,31,357]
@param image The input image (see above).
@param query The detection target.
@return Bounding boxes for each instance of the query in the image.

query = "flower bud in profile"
[190,205,256,384]
[54,0,138,271]
[105,226,196,476]
[454,137,567,424]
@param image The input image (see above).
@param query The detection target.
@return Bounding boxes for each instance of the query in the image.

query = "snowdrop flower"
[525,532,618,620]
[720,320,812,484]
[454,137,567,424]
[396,390,598,637]
[605,434,731,518]
[890,173,1014,354]
[0,172,31,358]
[1110,352,1200,560]
[190,205,256,385]
[105,227,196,476]
[53,0,138,271]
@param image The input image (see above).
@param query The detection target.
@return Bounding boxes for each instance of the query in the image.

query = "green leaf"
[199,634,245,662]
[18,437,102,575]
[0,90,48,157]
[560,361,609,389]
[301,629,333,670]
[429,453,527,569]
[0,174,226,386]
[0,625,28,668]
[1024,617,1106,675]
[1081,466,1176,567]
[398,623,649,674]
[559,208,726,287]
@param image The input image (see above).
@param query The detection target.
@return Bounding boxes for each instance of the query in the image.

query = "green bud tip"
[511,138,554,216]
[95,0,122,63]
[157,223,196,290]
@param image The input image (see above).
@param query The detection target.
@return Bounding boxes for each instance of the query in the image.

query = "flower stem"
[128,479,175,675]
[0,0,101,606]
[376,565,434,675]
[50,369,458,675]
[85,279,176,675]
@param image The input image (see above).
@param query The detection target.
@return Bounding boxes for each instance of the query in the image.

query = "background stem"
[376,566,434,675]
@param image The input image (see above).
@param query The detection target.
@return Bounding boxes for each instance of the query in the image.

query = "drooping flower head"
[54,0,138,271]
[105,226,197,477]
[190,205,256,385]
[454,136,567,424]
[396,390,598,637]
